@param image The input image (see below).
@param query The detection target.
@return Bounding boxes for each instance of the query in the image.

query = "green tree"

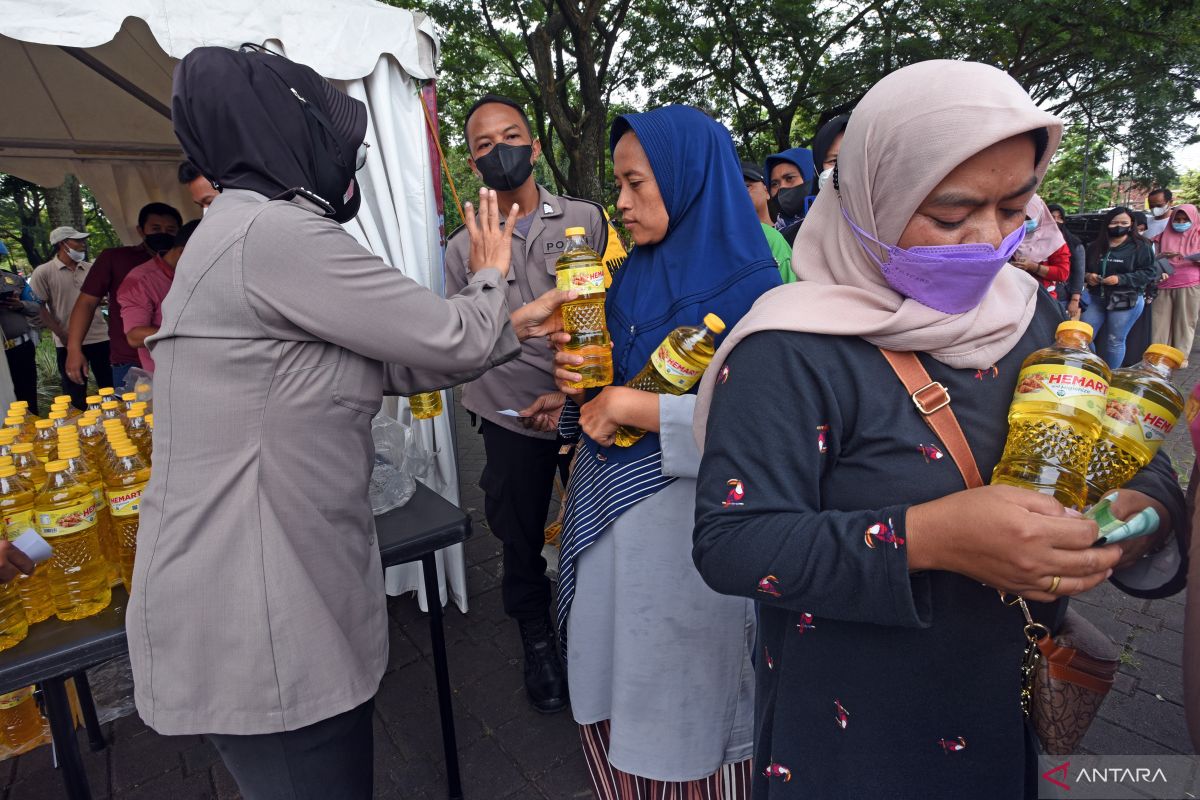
[1039,125,1112,212]
[1175,169,1200,206]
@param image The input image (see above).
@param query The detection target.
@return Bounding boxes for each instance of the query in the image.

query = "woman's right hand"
[463,187,518,278]
[905,484,1121,603]
[1085,273,1101,287]
[551,332,586,402]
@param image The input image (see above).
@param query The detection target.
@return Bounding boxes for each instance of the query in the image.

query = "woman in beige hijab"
[692,60,1187,798]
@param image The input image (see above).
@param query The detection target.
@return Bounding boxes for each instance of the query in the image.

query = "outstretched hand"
[463,187,518,278]
[512,289,576,341]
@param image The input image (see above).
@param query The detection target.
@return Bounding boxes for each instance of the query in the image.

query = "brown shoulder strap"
[878,349,984,490]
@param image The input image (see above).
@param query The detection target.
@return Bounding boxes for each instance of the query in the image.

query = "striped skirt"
[580,720,753,800]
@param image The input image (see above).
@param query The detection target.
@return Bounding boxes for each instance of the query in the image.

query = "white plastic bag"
[370,414,433,514]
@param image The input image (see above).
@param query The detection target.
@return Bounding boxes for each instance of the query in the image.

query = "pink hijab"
[695,60,1063,448]
[1015,193,1066,264]
[1156,204,1200,289]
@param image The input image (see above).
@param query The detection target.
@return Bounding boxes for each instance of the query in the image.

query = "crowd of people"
[0,47,1198,800]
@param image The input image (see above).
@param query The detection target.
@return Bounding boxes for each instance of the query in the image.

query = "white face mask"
[65,246,85,263]
[1151,205,1169,217]
[818,167,834,191]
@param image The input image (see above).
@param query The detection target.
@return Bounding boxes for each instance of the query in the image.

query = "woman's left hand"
[511,289,577,341]
[1085,273,1101,287]
[1102,275,1121,286]
[1107,488,1171,570]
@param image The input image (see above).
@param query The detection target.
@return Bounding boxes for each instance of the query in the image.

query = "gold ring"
[1048,575,1062,594]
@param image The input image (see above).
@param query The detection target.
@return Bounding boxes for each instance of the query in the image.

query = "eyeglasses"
[356,142,371,171]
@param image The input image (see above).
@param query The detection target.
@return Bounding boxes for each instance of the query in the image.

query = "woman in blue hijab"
[765,147,816,245]
[552,105,780,798]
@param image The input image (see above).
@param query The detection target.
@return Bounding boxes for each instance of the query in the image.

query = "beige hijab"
[695,60,1063,448]
[1015,193,1067,264]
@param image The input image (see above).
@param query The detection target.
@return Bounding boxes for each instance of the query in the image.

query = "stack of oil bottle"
[0,384,152,757]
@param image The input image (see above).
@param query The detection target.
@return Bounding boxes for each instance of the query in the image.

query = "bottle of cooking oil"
[0,465,28,652]
[121,392,137,411]
[0,687,49,755]
[0,461,53,625]
[52,396,80,420]
[4,415,31,444]
[991,321,1112,509]
[77,415,106,466]
[10,444,44,493]
[30,420,57,465]
[409,392,443,420]
[556,227,612,389]
[97,387,115,401]
[85,395,103,415]
[59,438,118,588]
[126,410,152,462]
[35,460,109,620]
[612,314,726,447]
[99,401,123,426]
[105,445,149,592]
[0,429,16,459]
[1085,344,1186,504]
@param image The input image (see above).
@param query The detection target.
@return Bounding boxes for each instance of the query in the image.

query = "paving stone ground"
[5,338,1200,799]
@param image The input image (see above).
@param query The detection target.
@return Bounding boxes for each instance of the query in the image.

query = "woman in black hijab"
[133,46,570,800]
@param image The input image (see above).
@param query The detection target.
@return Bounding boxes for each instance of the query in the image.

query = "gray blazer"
[128,190,519,735]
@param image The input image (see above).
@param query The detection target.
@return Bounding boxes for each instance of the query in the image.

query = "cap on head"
[49,227,90,247]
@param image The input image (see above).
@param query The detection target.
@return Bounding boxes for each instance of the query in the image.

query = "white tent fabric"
[0,0,468,611]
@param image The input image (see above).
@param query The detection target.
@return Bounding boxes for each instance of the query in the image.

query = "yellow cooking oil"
[613,314,726,447]
[409,392,443,420]
[0,687,48,755]
[10,444,45,493]
[104,445,150,593]
[126,410,152,463]
[35,460,109,621]
[1085,344,1186,504]
[59,440,120,588]
[30,420,59,465]
[0,460,53,625]
[991,321,1112,510]
[555,227,612,389]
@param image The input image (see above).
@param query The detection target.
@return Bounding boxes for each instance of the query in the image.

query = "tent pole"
[58,47,172,120]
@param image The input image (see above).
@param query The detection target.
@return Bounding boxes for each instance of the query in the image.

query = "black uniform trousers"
[5,340,38,415]
[479,419,570,622]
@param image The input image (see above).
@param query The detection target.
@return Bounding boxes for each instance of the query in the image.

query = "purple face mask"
[841,207,1027,314]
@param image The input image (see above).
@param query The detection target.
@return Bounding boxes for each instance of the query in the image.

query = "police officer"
[445,94,624,714]
[0,242,46,413]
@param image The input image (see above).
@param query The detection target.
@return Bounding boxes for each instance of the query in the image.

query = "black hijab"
[172,47,368,223]
[809,113,850,197]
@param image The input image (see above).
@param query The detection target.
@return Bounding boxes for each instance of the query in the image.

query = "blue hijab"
[764,147,816,227]
[601,105,781,464]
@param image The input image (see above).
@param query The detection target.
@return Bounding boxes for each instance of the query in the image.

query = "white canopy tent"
[0,0,471,611]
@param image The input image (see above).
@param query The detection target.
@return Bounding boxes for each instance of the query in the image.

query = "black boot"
[518,617,568,714]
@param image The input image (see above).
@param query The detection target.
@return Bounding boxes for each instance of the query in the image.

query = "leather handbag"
[879,348,1120,755]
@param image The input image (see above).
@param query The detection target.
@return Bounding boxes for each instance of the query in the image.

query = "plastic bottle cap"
[0,463,15,479]
[1145,343,1186,366]
[34,420,53,430]
[0,430,15,442]
[703,313,726,334]
[98,388,114,396]
[10,444,31,454]
[127,410,145,419]
[3,417,21,426]
[101,401,120,411]
[48,411,67,421]
[131,402,148,411]
[1056,320,1093,339]
[85,396,101,405]
[9,402,27,409]
[44,460,67,473]
[53,395,71,404]
[135,383,150,393]
[121,393,136,401]
[114,446,139,458]
[59,447,81,459]
[57,426,78,438]
[565,226,586,237]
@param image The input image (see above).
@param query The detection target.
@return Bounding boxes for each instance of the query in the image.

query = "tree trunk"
[44,175,85,231]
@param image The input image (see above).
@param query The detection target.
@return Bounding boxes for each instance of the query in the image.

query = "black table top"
[0,482,471,693]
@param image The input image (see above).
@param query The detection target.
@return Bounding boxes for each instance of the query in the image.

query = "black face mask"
[475,144,535,191]
[1108,226,1131,238]
[771,186,808,219]
[144,233,176,255]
